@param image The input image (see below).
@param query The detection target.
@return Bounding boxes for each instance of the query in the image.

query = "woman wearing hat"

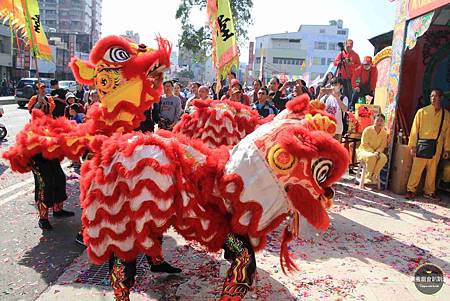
[28,82,74,230]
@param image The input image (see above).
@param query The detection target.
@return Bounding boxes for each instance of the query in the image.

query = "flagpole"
[259,48,265,85]
[32,49,40,80]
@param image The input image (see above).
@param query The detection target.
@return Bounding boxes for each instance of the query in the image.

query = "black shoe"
[150,261,182,274]
[38,219,53,230]
[53,209,75,218]
[75,232,86,247]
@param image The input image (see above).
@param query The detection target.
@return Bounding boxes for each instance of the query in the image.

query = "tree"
[175,69,195,80]
[176,0,253,63]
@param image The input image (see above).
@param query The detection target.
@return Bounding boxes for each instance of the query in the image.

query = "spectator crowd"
[25,37,449,200]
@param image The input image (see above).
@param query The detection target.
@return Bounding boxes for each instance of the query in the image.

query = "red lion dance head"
[70,35,172,133]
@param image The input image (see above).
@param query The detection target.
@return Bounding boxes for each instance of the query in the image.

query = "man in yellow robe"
[357,113,388,185]
[406,89,450,200]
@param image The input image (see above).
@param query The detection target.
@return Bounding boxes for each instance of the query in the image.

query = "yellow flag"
[207,0,239,81]
[301,60,306,71]
[21,0,52,60]
[0,0,52,60]
[0,0,27,36]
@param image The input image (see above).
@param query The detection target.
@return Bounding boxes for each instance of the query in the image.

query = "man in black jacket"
[50,79,68,118]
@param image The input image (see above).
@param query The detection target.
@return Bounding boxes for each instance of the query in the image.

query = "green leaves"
[176,0,253,63]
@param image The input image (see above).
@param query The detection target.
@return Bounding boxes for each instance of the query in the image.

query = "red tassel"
[280,226,299,274]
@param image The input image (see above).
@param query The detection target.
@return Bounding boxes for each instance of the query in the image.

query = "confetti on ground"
[5,174,450,300]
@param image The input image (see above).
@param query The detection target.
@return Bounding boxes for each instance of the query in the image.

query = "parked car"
[59,80,77,93]
[15,78,51,108]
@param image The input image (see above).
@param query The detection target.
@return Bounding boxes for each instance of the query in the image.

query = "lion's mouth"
[147,60,167,79]
[319,187,334,209]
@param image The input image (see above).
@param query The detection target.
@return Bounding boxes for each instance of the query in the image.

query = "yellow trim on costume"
[66,137,79,146]
[47,145,59,152]
[27,143,39,150]
[74,59,95,81]
[100,111,135,126]
[102,79,143,113]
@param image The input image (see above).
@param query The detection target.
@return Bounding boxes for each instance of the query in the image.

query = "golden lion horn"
[309,99,326,111]
[303,113,337,135]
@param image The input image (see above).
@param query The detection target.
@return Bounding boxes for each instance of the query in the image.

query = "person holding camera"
[351,56,378,111]
[318,78,348,141]
[333,39,361,100]
[28,83,55,115]
[270,78,310,111]
[405,89,450,201]
[315,72,334,98]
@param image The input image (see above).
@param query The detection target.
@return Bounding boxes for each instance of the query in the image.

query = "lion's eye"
[103,47,130,63]
[267,144,297,175]
[312,159,332,184]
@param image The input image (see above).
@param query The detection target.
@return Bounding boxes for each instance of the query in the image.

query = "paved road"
[0,105,85,300]
[0,104,449,300]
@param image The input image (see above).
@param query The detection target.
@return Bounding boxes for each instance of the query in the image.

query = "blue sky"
[102,0,397,61]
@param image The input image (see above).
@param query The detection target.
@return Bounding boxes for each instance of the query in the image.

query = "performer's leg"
[109,256,137,301]
[145,236,181,273]
[51,159,74,217]
[75,226,86,246]
[220,234,256,301]
[31,156,51,230]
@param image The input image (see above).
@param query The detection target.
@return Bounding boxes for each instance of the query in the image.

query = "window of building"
[313,57,320,65]
[288,39,300,43]
[314,42,327,50]
[327,58,333,65]
[255,57,261,64]
[319,29,325,34]
[321,58,326,65]
[0,39,5,54]
[328,43,336,50]
[45,9,56,15]
[272,57,302,65]
[337,30,347,35]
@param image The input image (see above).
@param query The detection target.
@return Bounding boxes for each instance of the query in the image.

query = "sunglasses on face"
[258,92,266,95]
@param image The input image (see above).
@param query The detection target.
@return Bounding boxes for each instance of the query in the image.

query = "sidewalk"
[0,96,15,105]
[37,181,450,301]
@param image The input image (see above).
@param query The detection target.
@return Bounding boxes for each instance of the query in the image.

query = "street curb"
[0,98,16,105]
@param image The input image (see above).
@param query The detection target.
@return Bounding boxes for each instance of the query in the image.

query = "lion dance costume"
[3,35,348,301]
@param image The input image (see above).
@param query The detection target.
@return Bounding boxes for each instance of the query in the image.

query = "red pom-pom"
[286,94,311,113]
